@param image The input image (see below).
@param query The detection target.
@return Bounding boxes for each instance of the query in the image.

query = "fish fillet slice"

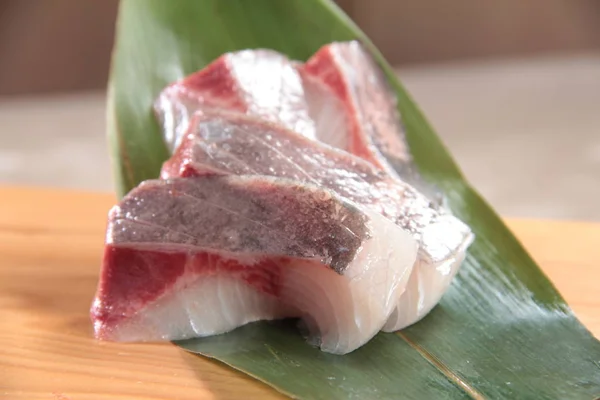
[161,111,473,330]
[92,175,417,354]
[155,49,315,152]
[300,41,444,203]
[300,41,409,172]
[300,42,475,329]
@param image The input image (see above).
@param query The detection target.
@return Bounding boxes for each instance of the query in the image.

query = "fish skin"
[161,110,471,265]
[108,175,371,273]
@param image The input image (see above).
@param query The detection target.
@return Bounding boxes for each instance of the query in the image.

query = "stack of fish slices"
[91,41,473,355]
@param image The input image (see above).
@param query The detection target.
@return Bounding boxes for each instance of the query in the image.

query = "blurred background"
[0,0,598,220]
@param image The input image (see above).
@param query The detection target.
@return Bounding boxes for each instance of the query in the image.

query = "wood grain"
[1,187,598,399]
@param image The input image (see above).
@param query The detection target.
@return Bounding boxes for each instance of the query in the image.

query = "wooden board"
[1,187,598,399]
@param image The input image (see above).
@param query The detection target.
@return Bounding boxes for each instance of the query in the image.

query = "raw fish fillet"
[161,111,473,330]
[91,175,418,354]
[301,42,474,329]
[300,41,409,173]
[300,41,441,203]
[155,49,315,152]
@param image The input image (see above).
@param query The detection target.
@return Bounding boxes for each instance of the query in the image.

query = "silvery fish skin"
[162,110,464,243]
[91,175,418,355]
[154,49,316,152]
[162,110,473,331]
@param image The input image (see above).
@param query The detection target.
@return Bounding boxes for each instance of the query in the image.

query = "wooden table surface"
[1,187,598,400]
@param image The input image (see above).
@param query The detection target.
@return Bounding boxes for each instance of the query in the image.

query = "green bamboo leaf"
[107,0,600,398]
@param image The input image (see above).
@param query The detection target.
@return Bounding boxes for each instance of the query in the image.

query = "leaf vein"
[396,332,486,400]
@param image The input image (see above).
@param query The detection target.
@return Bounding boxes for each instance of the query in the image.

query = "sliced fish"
[92,175,418,354]
[162,111,473,330]
[155,49,315,152]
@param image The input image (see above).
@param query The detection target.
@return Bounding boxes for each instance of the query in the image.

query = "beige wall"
[0,0,598,95]
[346,0,600,65]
